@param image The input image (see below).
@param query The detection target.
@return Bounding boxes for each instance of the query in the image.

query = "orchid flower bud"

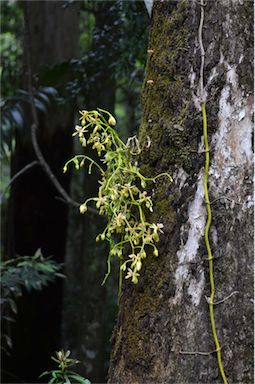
[108,115,116,126]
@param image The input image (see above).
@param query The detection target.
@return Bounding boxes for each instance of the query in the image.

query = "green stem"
[118,257,123,305]
[136,171,173,183]
[102,252,112,286]
[65,155,104,174]
[202,102,228,384]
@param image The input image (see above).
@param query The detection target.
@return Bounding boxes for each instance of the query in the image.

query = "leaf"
[36,262,56,273]
[9,299,18,314]
[2,315,15,323]
[34,248,42,259]
[0,298,10,305]
[16,89,29,96]
[3,334,13,349]
[56,273,66,279]
[34,98,47,113]
[35,92,50,106]
[51,356,60,363]
[67,374,90,384]
[41,86,58,96]
[17,261,29,267]
[49,377,57,384]
[9,107,24,129]
[63,374,71,384]
[39,371,49,378]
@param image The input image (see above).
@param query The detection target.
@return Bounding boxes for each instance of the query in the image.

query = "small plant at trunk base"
[39,350,91,384]
[64,108,172,290]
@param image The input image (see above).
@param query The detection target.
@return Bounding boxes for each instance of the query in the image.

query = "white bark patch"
[174,167,189,190]
[172,171,206,306]
[239,54,244,64]
[190,50,223,108]
[189,66,201,111]
[209,63,254,209]
[187,272,205,306]
[175,58,253,307]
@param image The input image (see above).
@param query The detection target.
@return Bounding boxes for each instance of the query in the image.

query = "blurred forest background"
[0,1,150,382]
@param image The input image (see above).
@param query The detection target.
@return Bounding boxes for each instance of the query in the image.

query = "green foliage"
[36,1,149,110]
[115,0,149,80]
[1,249,63,351]
[79,3,95,52]
[40,350,91,384]
[0,86,57,156]
[64,109,172,286]
[0,0,23,97]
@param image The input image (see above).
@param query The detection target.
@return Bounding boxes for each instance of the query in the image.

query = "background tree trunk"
[108,1,253,383]
[3,1,80,382]
[62,2,121,382]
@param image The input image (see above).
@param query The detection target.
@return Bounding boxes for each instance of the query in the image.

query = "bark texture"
[108,1,253,383]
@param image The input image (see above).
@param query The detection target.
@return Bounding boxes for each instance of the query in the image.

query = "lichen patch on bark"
[173,170,206,306]
[209,60,253,209]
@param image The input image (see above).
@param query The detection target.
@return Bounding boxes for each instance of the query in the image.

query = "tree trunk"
[3,2,80,382]
[108,1,253,383]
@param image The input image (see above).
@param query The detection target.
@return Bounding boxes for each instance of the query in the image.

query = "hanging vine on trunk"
[198,1,228,382]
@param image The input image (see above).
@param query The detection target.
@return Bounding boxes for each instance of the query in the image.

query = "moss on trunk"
[108,1,253,383]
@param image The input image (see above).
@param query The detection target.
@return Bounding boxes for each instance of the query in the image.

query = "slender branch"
[0,161,39,203]
[172,344,224,356]
[198,0,206,102]
[205,291,239,306]
[23,4,97,216]
[210,196,241,206]
[178,347,220,356]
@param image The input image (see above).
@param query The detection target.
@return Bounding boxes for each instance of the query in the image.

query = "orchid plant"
[64,109,172,289]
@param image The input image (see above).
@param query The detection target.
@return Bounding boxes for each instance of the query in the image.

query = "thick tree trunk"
[3,2,79,382]
[108,1,253,383]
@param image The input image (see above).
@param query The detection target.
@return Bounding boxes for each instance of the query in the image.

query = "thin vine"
[202,103,228,384]
[64,108,172,296]
[199,1,228,383]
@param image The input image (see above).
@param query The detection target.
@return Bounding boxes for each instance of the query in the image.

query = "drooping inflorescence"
[64,108,172,286]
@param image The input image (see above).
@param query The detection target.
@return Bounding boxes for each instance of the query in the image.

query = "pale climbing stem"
[178,346,222,356]
[205,291,239,306]
[198,0,206,102]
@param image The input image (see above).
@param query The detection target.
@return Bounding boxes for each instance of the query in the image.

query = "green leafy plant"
[1,86,57,156]
[64,109,172,289]
[40,350,91,384]
[0,249,63,351]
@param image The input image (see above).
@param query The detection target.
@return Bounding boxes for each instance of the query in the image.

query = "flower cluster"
[64,109,172,285]
[51,350,79,371]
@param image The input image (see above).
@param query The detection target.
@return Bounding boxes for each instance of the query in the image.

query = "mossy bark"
[108,1,253,383]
